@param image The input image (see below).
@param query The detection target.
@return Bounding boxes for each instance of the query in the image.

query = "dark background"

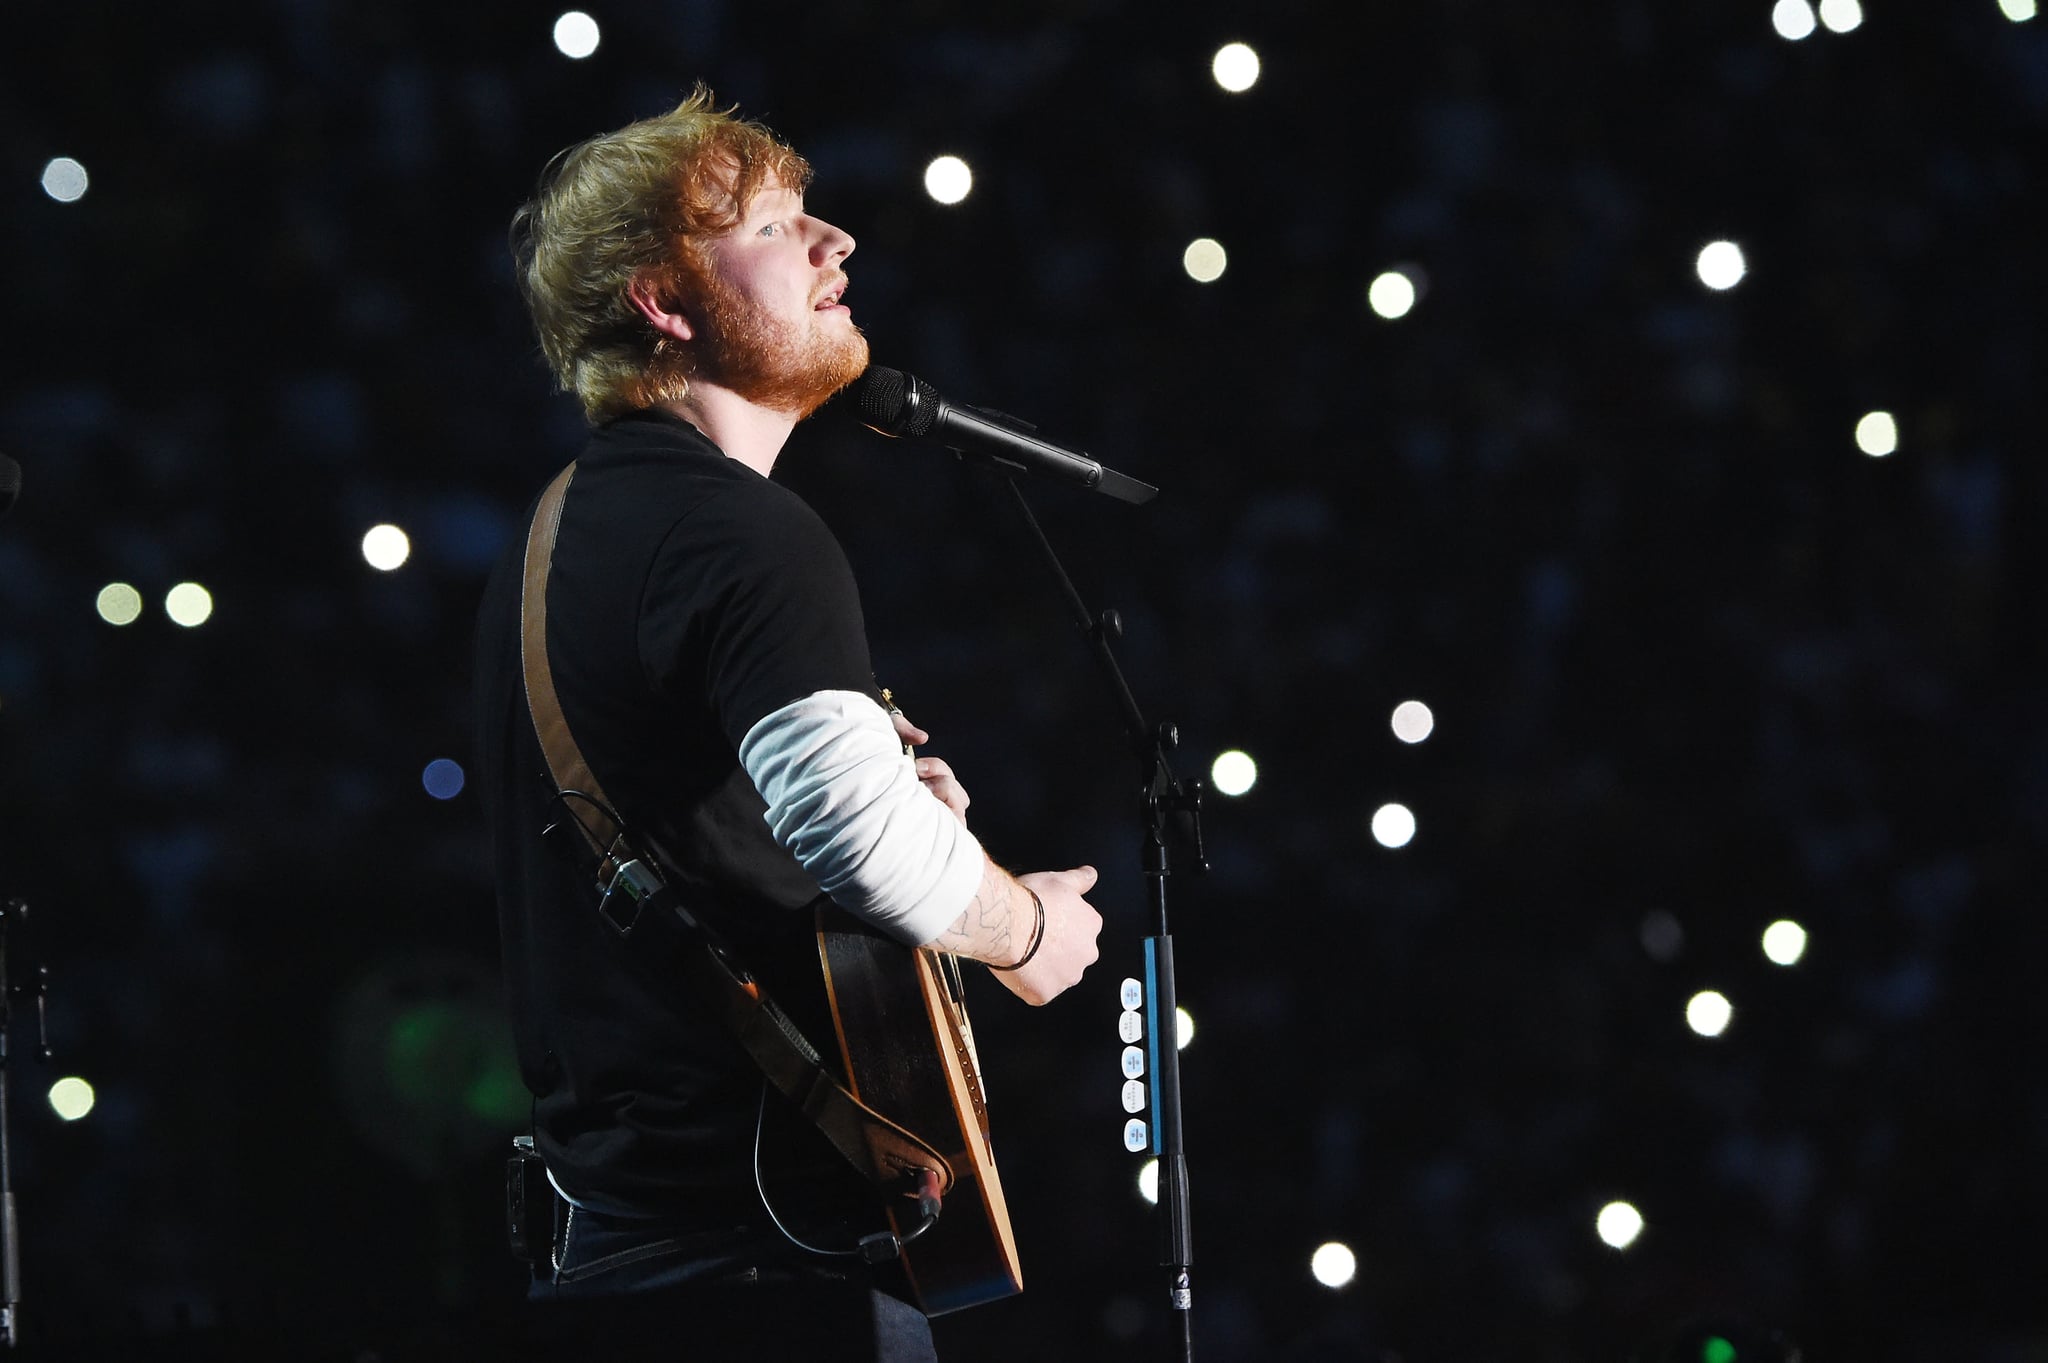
[2,1,2043,1359]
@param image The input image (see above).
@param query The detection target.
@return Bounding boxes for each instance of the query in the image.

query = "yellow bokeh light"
[1368,271,1418,319]
[1311,1241,1357,1288]
[1686,989,1733,1037]
[1855,411,1898,457]
[362,523,411,571]
[1182,238,1227,284]
[1597,1200,1645,1248]
[1210,750,1257,796]
[923,156,973,205]
[552,11,600,58]
[165,582,215,627]
[96,582,144,626]
[1211,42,1260,93]
[49,1076,96,1121]
[1762,919,1809,965]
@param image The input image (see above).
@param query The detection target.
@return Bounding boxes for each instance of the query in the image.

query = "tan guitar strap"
[519,462,955,1198]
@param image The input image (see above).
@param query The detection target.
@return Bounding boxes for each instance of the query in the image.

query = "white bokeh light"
[1999,0,2037,21]
[41,157,90,203]
[1371,803,1416,849]
[923,155,973,205]
[1686,989,1733,1037]
[1855,410,1898,457]
[96,583,143,627]
[1696,240,1748,291]
[165,582,214,628]
[1310,1242,1358,1289]
[362,523,411,571]
[1175,1006,1195,1051]
[1762,919,1809,966]
[1391,700,1435,743]
[1597,1201,1645,1249]
[552,11,601,58]
[1368,271,1418,319]
[48,1076,96,1122]
[1771,0,1818,39]
[1138,1158,1160,1204]
[1817,0,1864,32]
[1211,750,1257,796]
[1211,42,1261,93]
[1183,238,1227,283]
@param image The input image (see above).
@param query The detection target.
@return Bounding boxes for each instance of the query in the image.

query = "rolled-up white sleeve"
[738,689,985,945]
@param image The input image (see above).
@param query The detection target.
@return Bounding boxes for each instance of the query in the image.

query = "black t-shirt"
[474,410,885,1222]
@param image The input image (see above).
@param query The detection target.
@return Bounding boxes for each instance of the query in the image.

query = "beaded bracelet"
[988,888,1046,972]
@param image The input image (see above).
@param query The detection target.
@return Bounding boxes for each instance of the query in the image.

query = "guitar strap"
[518,462,956,1199]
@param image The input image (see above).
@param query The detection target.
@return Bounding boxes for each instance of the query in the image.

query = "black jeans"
[522,1205,939,1362]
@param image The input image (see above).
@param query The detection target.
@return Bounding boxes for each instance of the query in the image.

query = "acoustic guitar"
[810,697,1022,1315]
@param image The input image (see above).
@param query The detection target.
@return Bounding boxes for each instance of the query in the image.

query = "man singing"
[472,87,1103,1358]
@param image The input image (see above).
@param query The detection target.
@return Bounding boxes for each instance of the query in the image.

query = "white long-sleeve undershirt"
[738,689,985,946]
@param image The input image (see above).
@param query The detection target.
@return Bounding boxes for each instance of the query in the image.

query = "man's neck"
[658,385,796,478]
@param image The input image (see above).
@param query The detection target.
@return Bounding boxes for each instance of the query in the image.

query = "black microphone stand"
[0,465,35,1349]
[994,476,1206,1361]
[0,900,48,1351]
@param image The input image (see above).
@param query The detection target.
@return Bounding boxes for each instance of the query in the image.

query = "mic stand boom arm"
[996,477,1206,1362]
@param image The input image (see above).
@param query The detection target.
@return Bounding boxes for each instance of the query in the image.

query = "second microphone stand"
[996,476,1206,1362]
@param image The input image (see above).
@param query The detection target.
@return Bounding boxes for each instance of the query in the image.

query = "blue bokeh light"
[422,758,466,800]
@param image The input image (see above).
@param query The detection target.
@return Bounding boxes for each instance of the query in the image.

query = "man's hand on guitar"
[1002,865,1104,1006]
[892,708,971,825]
[927,862,1103,1006]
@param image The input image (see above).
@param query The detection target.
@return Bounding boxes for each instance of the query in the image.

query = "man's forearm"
[925,855,1030,967]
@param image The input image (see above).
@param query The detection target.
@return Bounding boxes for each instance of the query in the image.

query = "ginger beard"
[686,257,869,420]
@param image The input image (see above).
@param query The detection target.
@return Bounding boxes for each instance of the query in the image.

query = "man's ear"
[625,272,697,344]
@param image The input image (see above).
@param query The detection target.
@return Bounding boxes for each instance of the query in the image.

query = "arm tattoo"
[933,858,1017,964]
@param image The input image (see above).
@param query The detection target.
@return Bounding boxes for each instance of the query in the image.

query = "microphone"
[851,367,1157,505]
[0,455,19,522]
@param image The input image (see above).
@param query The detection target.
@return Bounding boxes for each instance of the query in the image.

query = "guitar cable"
[751,1082,943,1265]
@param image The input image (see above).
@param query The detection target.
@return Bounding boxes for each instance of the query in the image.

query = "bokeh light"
[1855,410,1898,456]
[96,583,144,627]
[1818,0,1864,32]
[1640,910,1684,962]
[1686,990,1733,1037]
[1138,1157,1160,1204]
[552,11,600,58]
[923,155,973,205]
[2000,0,2037,20]
[1368,271,1418,319]
[363,523,411,571]
[1596,1200,1645,1249]
[1211,42,1260,92]
[1762,919,1809,965]
[1310,1241,1358,1288]
[165,582,215,628]
[1696,240,1748,290]
[422,759,467,801]
[1183,238,1227,283]
[41,157,90,203]
[1175,1006,1194,1051]
[1772,0,1818,39]
[1211,749,1257,796]
[1391,700,1435,743]
[1371,803,1416,849]
[48,1076,96,1121]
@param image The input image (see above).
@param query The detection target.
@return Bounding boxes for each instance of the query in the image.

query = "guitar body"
[815,909,1023,1315]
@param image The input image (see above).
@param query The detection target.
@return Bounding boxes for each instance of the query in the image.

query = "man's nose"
[810,217,855,265]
